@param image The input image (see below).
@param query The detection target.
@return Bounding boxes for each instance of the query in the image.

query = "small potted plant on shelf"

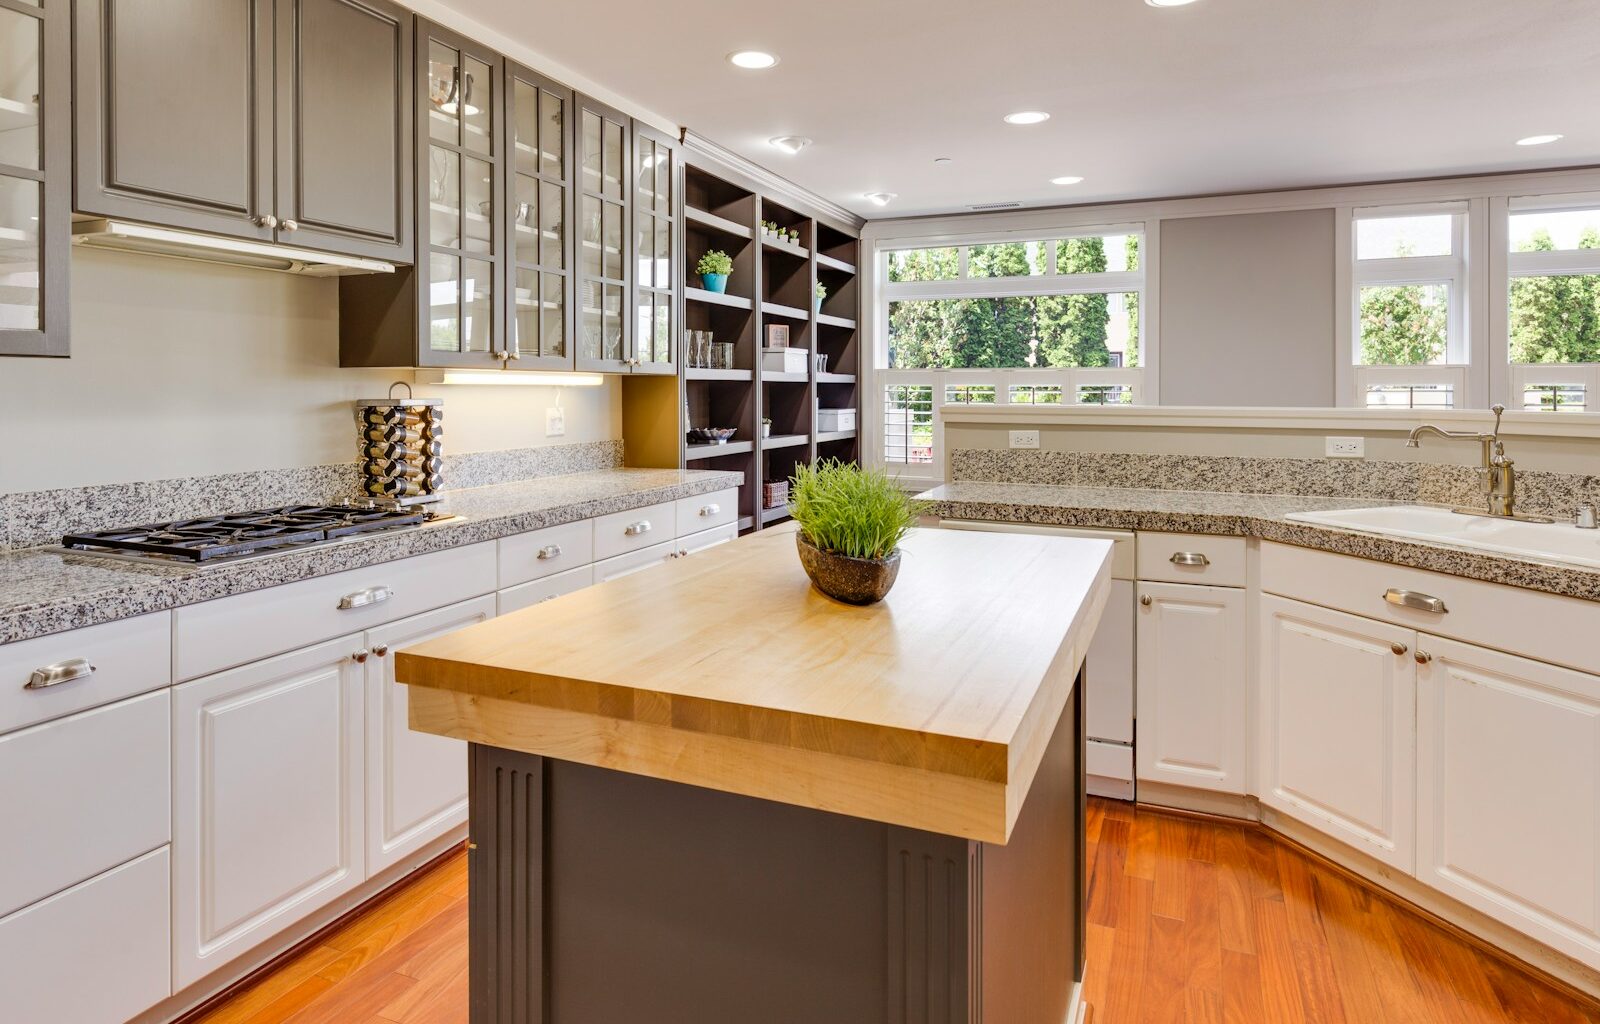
[814,280,827,314]
[761,416,772,438]
[788,228,800,245]
[696,250,732,293]
[789,459,927,605]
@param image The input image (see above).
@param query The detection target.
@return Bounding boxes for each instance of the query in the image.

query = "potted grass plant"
[814,280,827,314]
[788,459,927,604]
[696,250,733,293]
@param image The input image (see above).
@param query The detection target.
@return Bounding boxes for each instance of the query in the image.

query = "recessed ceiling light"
[1003,111,1050,126]
[1050,175,1084,186]
[768,135,812,155]
[1146,0,1202,6]
[1516,134,1564,146]
[728,50,778,70]
[864,192,897,207]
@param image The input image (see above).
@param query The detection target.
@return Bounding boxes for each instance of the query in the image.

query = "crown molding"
[680,129,865,232]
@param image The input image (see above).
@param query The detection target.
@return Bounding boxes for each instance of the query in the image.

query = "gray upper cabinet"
[75,0,413,259]
[573,93,632,374]
[631,122,678,375]
[275,0,413,261]
[505,61,573,371]
[0,0,69,357]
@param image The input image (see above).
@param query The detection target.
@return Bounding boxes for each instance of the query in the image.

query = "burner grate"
[63,504,429,562]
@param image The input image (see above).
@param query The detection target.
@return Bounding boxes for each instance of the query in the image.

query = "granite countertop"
[0,468,742,646]
[920,481,1600,603]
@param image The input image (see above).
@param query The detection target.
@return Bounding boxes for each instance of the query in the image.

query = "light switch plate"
[1009,430,1041,450]
[545,407,566,437]
[1325,436,1364,458]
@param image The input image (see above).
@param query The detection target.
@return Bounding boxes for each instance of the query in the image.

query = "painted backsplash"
[949,449,1600,519]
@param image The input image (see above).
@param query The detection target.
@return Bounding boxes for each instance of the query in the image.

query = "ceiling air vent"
[969,201,1024,211]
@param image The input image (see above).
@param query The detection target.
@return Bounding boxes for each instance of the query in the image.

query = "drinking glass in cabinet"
[514,174,539,262]
[464,157,493,254]
[0,175,39,330]
[602,284,623,359]
[0,7,40,171]
[429,254,460,352]
[462,260,493,353]
[581,281,602,359]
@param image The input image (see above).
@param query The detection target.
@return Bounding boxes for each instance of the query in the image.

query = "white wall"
[2,249,619,493]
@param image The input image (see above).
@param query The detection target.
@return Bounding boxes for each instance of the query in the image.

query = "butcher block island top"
[397,523,1112,843]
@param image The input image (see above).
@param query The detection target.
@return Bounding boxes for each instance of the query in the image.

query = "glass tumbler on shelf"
[714,342,734,370]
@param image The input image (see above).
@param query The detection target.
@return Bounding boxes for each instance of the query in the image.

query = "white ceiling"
[448,0,1600,219]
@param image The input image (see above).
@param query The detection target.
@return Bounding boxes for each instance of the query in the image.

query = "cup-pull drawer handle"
[1169,551,1210,566]
[624,521,652,537]
[1383,588,1447,614]
[26,658,96,690]
[339,585,394,610]
[537,544,563,560]
[698,504,720,517]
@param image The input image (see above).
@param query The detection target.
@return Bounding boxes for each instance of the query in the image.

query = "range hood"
[71,219,396,276]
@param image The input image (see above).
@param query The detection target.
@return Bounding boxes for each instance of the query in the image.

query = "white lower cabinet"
[1136,581,1247,794]
[593,540,676,583]
[173,635,366,989]
[365,597,493,875]
[0,847,171,1024]
[1417,635,1600,970]
[675,522,738,557]
[1258,596,1416,871]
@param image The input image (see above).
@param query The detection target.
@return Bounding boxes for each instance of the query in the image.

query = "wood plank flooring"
[191,799,1600,1024]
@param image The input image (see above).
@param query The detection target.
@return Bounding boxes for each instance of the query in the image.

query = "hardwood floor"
[191,799,1600,1024]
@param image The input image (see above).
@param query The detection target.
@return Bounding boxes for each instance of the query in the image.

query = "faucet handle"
[1490,403,1505,437]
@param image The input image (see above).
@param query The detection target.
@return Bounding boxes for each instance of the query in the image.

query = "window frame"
[1502,191,1600,411]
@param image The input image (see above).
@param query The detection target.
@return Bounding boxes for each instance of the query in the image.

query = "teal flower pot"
[701,273,729,293]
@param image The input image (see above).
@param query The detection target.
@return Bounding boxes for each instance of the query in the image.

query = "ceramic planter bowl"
[796,532,901,605]
[701,272,729,293]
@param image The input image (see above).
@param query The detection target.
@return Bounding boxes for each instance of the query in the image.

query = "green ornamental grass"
[788,459,928,561]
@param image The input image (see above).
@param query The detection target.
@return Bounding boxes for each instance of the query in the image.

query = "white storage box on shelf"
[761,347,809,374]
[817,407,856,432]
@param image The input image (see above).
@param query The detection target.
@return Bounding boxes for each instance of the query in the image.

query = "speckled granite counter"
[920,481,1600,603]
[0,468,741,645]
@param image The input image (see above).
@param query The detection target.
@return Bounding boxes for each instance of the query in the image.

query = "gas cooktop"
[62,504,436,564]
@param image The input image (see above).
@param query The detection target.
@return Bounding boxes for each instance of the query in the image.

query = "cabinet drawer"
[676,488,739,536]
[174,542,497,680]
[1086,739,1134,783]
[498,520,594,588]
[0,690,170,917]
[1136,531,1247,587]
[593,541,676,584]
[941,520,1136,580]
[676,523,738,557]
[0,611,171,735]
[1260,541,1600,677]
[0,847,171,1024]
[593,501,674,561]
[498,565,596,615]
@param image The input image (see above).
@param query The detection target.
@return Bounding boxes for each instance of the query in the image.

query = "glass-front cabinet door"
[416,20,504,368]
[631,123,677,375]
[0,0,66,357]
[574,94,630,373]
[505,62,572,370]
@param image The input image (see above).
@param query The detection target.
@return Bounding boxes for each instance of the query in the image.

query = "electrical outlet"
[1009,430,1041,450]
[545,407,566,437]
[1325,436,1364,458]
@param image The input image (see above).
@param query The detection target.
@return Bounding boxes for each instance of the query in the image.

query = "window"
[1349,206,1468,407]
[877,228,1148,473]
[1506,199,1600,411]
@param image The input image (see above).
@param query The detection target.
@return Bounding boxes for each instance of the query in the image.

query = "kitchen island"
[396,523,1112,1023]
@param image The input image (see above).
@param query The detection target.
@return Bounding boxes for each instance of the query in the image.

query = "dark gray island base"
[465,681,1085,1024]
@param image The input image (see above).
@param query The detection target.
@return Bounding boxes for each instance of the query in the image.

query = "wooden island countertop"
[397,523,1112,843]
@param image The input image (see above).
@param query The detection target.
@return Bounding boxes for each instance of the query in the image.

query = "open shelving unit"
[647,145,862,533]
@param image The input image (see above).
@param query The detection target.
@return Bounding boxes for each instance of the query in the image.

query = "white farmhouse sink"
[1285,505,1600,570]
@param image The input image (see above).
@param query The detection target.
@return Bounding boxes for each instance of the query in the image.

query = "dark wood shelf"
[686,440,754,460]
[816,313,857,330]
[816,252,857,275]
[761,300,810,321]
[685,286,753,310]
[816,372,856,384]
[762,371,808,383]
[762,433,808,451]
[816,429,857,444]
[685,205,752,239]
[686,367,753,381]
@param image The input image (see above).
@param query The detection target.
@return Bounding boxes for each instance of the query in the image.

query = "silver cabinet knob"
[698,504,720,517]
[624,521,652,537]
[537,544,562,560]
[1139,594,1153,607]
[26,658,96,690]
[280,219,299,232]
[372,644,389,658]
[255,214,279,229]
[353,649,371,664]
[1390,642,1409,656]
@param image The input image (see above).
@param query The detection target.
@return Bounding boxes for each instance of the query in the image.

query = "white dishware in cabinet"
[1258,596,1416,872]
[1135,581,1247,794]
[366,596,494,875]
[172,635,366,988]
[0,689,169,917]
[0,847,170,1024]
[498,565,596,615]
[1416,635,1600,970]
